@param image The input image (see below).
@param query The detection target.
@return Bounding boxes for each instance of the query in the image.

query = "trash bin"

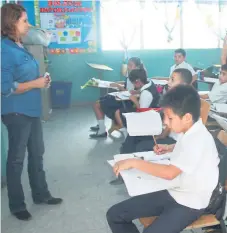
[50,81,72,108]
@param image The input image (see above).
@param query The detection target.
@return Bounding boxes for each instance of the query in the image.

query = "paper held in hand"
[123,110,163,136]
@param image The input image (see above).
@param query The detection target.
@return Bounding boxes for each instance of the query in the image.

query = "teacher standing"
[1,3,62,221]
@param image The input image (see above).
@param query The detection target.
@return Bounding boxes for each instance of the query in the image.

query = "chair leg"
[220,219,227,233]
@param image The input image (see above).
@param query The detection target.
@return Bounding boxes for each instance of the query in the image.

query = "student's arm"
[113,159,182,180]
[221,35,227,65]
[129,95,140,108]
[131,90,153,109]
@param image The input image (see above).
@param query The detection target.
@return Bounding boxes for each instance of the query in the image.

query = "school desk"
[86,62,114,96]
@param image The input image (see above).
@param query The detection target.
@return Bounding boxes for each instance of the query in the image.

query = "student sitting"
[89,57,143,138]
[106,85,219,233]
[154,48,197,88]
[200,64,227,104]
[114,68,160,138]
[120,68,193,154]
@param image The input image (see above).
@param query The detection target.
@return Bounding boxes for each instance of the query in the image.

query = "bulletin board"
[34,0,98,54]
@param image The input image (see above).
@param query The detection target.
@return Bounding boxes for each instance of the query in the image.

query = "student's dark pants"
[2,114,51,213]
[106,190,204,233]
[120,135,176,154]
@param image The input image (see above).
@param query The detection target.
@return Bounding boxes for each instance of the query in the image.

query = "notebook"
[108,91,131,100]
[107,151,179,197]
[211,103,227,114]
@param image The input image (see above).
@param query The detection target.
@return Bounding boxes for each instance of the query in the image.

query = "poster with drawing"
[36,0,98,54]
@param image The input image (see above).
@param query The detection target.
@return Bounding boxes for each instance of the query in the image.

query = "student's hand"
[113,159,135,176]
[129,95,138,103]
[153,144,169,155]
[32,77,50,89]
[130,90,138,95]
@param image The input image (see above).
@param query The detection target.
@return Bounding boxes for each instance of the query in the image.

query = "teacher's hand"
[33,77,50,89]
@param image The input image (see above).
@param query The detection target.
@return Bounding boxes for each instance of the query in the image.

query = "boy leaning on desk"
[106,85,219,233]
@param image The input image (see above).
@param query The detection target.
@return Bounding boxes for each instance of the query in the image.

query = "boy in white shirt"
[200,64,227,104]
[106,85,219,233]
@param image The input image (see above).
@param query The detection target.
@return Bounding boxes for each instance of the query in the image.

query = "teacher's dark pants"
[2,114,51,213]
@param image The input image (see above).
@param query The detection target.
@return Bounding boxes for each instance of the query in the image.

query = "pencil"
[153,135,159,149]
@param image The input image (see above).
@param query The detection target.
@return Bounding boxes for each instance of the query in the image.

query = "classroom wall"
[48,48,221,104]
[19,1,222,104]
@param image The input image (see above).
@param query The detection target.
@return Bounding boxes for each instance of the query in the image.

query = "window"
[182,0,219,48]
[100,0,225,50]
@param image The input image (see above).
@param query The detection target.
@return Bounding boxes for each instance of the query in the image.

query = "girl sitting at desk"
[89,57,144,139]
[113,68,160,139]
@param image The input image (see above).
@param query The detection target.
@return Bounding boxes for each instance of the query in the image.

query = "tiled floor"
[1,106,210,233]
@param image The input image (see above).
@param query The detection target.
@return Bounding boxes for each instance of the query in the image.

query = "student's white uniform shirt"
[139,81,153,108]
[169,131,182,141]
[168,119,219,209]
[170,61,196,76]
[208,81,227,104]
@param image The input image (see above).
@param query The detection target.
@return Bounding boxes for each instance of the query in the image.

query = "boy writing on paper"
[106,85,219,233]
[89,57,143,139]
[200,64,227,104]
[114,68,160,138]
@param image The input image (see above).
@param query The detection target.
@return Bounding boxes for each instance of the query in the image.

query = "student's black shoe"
[34,197,63,205]
[89,132,107,138]
[13,210,32,221]
[109,176,124,185]
[90,125,99,131]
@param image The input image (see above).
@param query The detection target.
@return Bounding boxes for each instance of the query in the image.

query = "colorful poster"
[35,0,98,54]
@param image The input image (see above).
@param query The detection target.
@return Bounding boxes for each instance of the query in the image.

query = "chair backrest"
[204,137,227,220]
[200,99,210,125]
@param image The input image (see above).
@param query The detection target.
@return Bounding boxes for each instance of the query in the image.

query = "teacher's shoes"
[13,210,32,221]
[34,197,63,205]
[90,131,107,138]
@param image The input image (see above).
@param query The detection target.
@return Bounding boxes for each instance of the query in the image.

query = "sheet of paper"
[203,77,219,84]
[113,151,171,163]
[209,113,227,131]
[120,160,179,196]
[108,91,131,100]
[123,110,162,136]
[211,104,227,114]
[198,91,210,95]
[91,78,118,89]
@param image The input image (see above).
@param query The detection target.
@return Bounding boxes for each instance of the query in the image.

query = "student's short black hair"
[172,68,193,85]
[129,69,148,84]
[160,85,201,122]
[221,64,227,72]
[175,48,186,57]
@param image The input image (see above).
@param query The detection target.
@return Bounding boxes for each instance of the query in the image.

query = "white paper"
[108,151,178,196]
[108,91,131,100]
[203,77,219,84]
[113,151,171,163]
[92,78,118,89]
[198,91,210,95]
[211,104,227,114]
[209,113,227,131]
[123,110,162,136]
